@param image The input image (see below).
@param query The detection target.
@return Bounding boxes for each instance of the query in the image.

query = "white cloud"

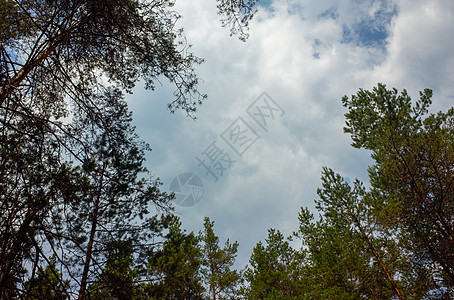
[127,0,454,268]
[372,0,454,112]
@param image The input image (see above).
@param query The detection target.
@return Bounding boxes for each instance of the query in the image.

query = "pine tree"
[245,229,302,299]
[142,216,204,300]
[200,217,241,300]
[343,84,454,293]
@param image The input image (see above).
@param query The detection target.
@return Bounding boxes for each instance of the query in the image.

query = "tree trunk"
[353,216,405,300]
[78,170,104,300]
[0,21,82,106]
[77,199,100,300]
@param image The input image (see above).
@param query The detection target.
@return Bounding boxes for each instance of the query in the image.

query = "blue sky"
[127,0,454,268]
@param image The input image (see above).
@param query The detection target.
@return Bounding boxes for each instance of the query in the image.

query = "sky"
[127,0,454,268]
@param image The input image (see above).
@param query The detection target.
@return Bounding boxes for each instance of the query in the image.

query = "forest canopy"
[1,0,453,299]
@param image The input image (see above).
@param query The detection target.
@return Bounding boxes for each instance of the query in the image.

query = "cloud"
[127,0,454,268]
[371,0,454,111]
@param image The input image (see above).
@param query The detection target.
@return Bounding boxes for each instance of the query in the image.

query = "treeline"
[2,83,453,299]
[8,215,241,299]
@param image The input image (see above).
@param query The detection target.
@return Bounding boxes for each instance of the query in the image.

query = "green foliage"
[200,217,241,299]
[343,84,454,291]
[342,83,432,150]
[25,256,70,300]
[43,90,173,299]
[88,241,138,300]
[296,169,402,299]
[142,216,204,300]
[245,229,303,299]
